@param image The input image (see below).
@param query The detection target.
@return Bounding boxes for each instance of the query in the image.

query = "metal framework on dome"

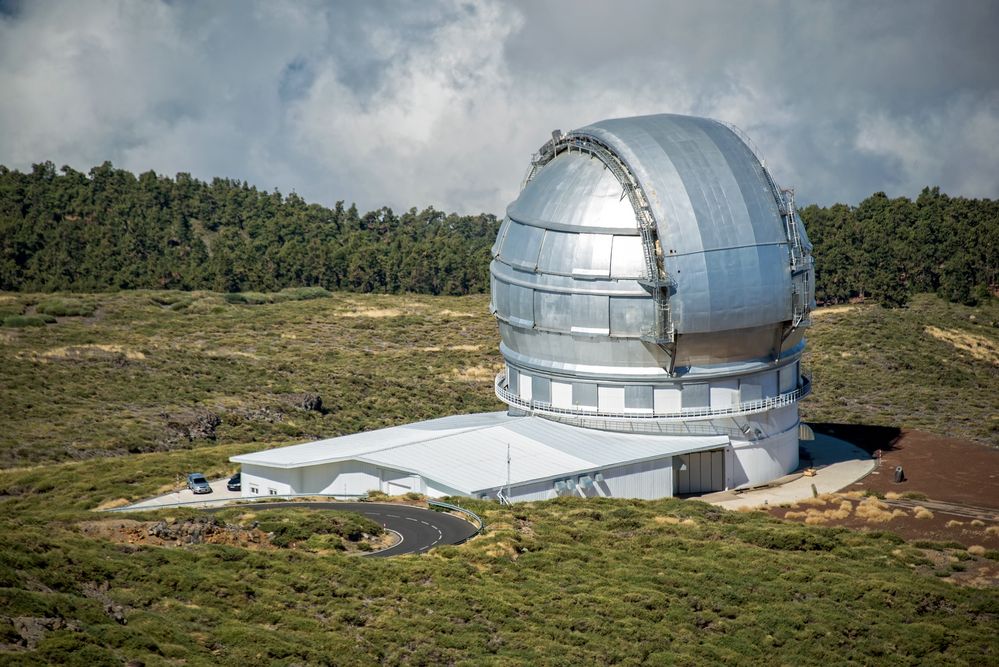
[524,129,678,366]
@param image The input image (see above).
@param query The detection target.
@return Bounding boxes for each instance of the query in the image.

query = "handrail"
[427,500,485,542]
[495,373,811,423]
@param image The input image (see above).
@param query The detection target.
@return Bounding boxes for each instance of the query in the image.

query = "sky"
[1,0,997,215]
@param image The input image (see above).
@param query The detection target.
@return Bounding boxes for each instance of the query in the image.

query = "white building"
[232,412,732,502]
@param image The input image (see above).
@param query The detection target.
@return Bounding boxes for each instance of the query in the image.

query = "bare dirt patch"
[78,518,270,549]
[773,425,999,581]
[452,364,503,381]
[338,306,405,318]
[924,325,999,365]
[849,429,999,509]
[27,344,146,362]
[810,304,861,318]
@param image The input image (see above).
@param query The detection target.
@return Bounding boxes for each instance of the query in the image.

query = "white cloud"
[855,94,999,198]
[1,0,997,213]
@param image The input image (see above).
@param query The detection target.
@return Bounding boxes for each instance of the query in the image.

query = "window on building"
[249,486,259,495]
[268,488,277,496]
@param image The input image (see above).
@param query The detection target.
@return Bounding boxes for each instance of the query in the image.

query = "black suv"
[227,472,241,492]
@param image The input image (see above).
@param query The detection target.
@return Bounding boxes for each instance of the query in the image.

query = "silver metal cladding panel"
[610,235,645,278]
[498,220,545,270]
[508,151,639,234]
[576,114,792,333]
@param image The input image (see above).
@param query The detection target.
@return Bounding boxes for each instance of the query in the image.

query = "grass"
[0,289,996,663]
[0,291,995,470]
[801,293,999,445]
[0,454,997,664]
[0,289,502,467]
[1,314,55,327]
[34,298,97,317]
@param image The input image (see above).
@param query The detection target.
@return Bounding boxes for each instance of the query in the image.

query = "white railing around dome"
[494,372,812,425]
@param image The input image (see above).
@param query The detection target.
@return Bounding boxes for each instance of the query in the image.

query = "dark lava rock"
[300,393,323,412]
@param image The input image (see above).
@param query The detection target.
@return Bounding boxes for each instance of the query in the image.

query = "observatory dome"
[491,113,815,488]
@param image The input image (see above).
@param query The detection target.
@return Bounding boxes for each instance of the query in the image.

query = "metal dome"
[491,113,814,468]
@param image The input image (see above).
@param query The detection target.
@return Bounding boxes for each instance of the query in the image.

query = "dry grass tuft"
[34,344,146,361]
[924,325,999,365]
[946,520,965,528]
[95,497,131,510]
[339,307,404,318]
[969,519,985,527]
[452,364,502,381]
[967,545,987,556]
[811,305,860,318]
[854,497,900,523]
[985,526,999,536]
[654,516,681,525]
[913,506,934,520]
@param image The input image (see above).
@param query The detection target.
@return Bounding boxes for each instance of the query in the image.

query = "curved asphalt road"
[224,502,478,558]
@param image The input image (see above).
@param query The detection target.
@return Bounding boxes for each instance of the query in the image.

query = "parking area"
[124,477,243,510]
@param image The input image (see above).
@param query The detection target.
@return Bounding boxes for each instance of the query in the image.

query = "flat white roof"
[231,412,729,494]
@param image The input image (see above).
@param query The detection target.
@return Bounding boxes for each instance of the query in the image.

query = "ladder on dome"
[760,169,812,336]
[762,166,807,275]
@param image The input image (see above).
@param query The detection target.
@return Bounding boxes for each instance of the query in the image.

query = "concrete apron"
[705,433,875,510]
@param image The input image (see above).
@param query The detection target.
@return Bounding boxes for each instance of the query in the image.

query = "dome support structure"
[525,130,679,374]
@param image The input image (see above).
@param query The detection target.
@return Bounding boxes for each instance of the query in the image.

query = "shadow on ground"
[809,423,903,455]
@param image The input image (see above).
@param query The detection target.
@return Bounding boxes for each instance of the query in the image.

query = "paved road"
[221,502,478,557]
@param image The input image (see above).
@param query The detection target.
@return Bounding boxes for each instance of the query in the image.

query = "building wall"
[479,455,677,503]
[241,464,301,497]
[728,420,800,489]
[241,460,458,499]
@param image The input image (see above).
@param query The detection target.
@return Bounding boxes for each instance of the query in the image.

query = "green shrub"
[224,288,331,306]
[35,298,96,317]
[741,527,838,552]
[249,508,382,549]
[278,286,332,301]
[2,314,55,327]
[0,304,24,318]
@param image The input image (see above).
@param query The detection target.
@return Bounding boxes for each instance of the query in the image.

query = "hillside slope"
[1,290,996,469]
[0,290,997,663]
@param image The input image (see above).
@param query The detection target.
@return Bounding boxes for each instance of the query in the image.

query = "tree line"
[0,162,498,296]
[801,188,997,307]
[0,162,996,306]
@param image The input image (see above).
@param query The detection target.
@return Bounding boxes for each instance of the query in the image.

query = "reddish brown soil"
[853,429,999,508]
[771,425,999,586]
[807,423,999,508]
